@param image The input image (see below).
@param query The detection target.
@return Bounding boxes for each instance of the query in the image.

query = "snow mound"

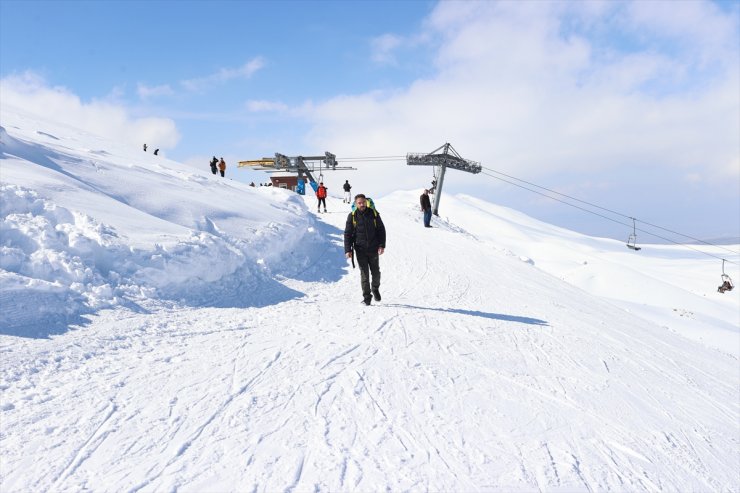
[0,184,297,331]
[0,107,337,335]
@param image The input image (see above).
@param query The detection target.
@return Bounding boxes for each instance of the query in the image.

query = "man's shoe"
[372,289,381,302]
[362,298,372,306]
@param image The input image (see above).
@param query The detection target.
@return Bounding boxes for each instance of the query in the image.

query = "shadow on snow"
[278,221,348,283]
[385,303,549,326]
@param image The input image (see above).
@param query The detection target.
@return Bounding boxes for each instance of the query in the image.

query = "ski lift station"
[239,152,356,194]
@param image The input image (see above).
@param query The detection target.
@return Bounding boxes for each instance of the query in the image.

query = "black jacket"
[420,193,431,211]
[345,208,386,254]
[343,182,352,192]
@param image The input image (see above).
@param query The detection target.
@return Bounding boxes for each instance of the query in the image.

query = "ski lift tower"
[407,143,481,216]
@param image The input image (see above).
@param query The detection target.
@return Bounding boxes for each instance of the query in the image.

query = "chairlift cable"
[338,155,406,161]
[480,165,739,255]
[480,170,738,265]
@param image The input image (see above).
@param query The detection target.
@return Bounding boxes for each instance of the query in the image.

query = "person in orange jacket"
[218,157,226,177]
[316,182,328,213]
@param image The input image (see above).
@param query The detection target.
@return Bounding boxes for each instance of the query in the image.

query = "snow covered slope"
[1,106,334,335]
[1,107,738,492]
[435,193,740,355]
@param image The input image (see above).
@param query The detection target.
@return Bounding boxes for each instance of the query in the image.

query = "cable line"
[480,170,737,265]
[481,165,739,255]
[338,155,406,160]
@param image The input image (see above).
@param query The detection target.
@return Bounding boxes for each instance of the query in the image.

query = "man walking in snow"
[210,156,218,175]
[316,182,328,212]
[344,194,386,305]
[420,189,432,228]
[343,180,352,203]
[218,157,226,177]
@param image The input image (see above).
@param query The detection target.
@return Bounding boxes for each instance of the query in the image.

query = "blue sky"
[1,0,739,243]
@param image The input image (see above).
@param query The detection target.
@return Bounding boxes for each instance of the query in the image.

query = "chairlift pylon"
[626,217,641,251]
[718,259,734,293]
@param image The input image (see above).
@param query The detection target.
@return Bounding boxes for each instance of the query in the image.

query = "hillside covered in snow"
[1,106,738,492]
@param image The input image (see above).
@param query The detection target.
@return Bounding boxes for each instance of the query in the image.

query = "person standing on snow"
[344,194,386,305]
[218,157,226,177]
[154,148,159,155]
[210,156,218,175]
[316,182,328,212]
[343,180,352,203]
[143,143,147,152]
[420,189,433,228]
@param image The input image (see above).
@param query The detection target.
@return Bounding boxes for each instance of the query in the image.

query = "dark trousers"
[219,170,225,177]
[211,167,217,175]
[356,248,380,301]
[318,197,326,210]
[423,208,432,227]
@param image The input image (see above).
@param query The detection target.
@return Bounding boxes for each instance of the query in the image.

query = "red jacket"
[317,186,327,198]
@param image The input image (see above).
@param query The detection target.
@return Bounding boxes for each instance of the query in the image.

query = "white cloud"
[0,72,180,149]
[181,57,265,93]
[625,1,738,59]
[137,83,175,99]
[245,99,288,113]
[371,33,403,64]
[300,1,739,199]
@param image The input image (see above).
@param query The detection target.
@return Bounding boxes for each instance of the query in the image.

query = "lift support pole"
[406,143,481,216]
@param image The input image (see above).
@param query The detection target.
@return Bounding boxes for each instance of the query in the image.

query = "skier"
[420,189,432,227]
[210,156,218,175]
[218,157,226,177]
[316,182,328,212]
[344,194,386,305]
[154,148,159,156]
[143,143,147,152]
[343,180,352,203]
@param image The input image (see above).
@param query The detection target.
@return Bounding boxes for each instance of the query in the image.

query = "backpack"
[350,197,378,227]
[317,186,327,198]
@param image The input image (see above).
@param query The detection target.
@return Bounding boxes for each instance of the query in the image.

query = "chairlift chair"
[626,217,641,251]
[718,259,734,293]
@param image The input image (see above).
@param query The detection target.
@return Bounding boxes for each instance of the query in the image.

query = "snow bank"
[1,109,331,334]
[0,183,295,330]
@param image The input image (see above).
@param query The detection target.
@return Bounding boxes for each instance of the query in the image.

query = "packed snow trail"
[2,194,738,492]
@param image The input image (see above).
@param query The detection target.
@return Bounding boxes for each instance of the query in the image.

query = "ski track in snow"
[3,196,737,492]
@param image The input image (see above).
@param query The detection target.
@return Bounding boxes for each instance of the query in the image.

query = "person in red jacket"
[316,182,328,213]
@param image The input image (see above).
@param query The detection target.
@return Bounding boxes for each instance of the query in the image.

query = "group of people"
[209,156,227,177]
[143,144,159,155]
